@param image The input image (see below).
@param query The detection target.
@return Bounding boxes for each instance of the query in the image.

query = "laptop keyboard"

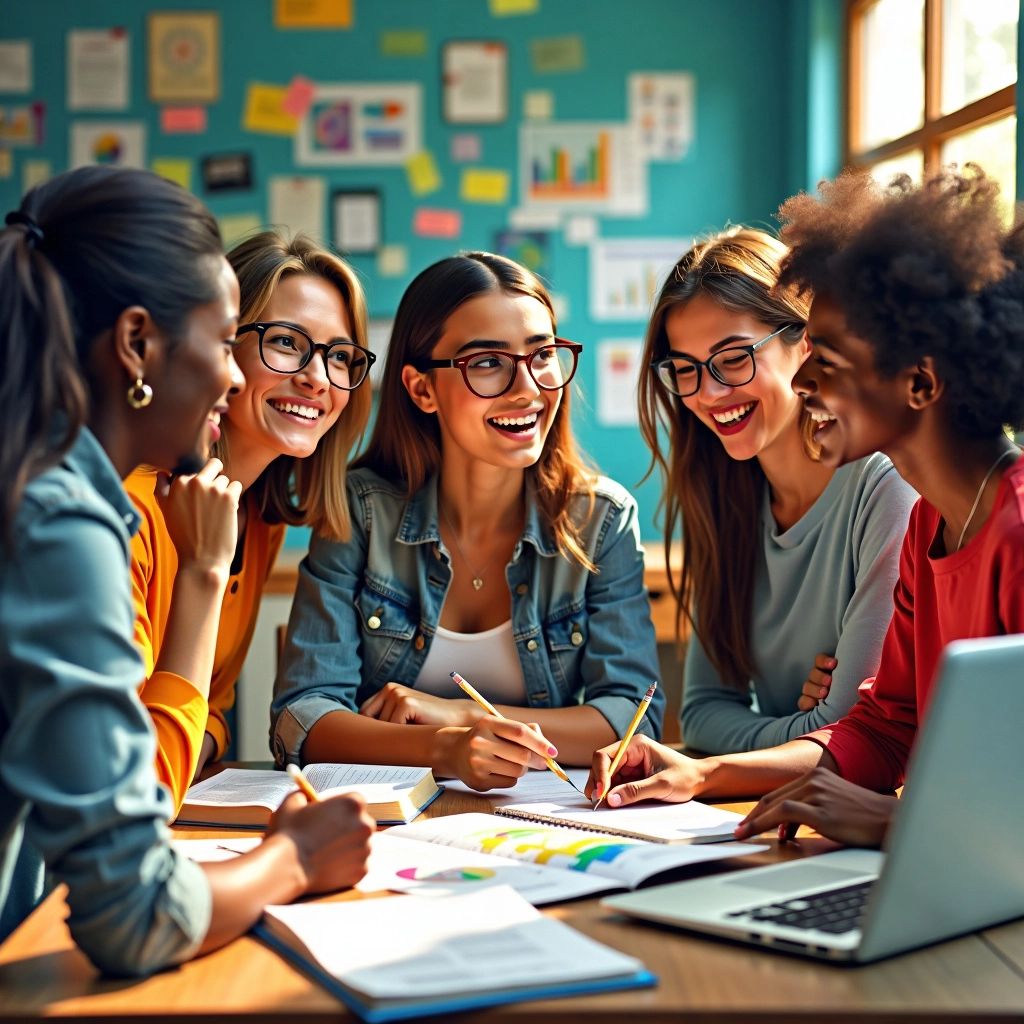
[726,880,874,935]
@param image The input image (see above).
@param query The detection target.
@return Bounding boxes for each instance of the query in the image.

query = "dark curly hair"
[776,165,1024,437]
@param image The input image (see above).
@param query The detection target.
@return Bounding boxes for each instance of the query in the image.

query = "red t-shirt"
[806,454,1024,791]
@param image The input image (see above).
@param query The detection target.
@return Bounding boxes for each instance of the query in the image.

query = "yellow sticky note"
[244,83,300,135]
[380,30,428,57]
[531,35,585,73]
[461,168,509,204]
[217,212,263,248]
[0,149,11,180]
[406,151,441,196]
[275,0,352,28]
[151,158,192,191]
[22,159,50,192]
[490,0,539,14]
[378,244,408,278]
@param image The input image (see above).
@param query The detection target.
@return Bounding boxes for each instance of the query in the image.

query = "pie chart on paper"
[396,866,497,883]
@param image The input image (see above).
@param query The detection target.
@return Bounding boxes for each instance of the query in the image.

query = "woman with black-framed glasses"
[636,227,917,756]
[124,231,374,805]
[272,252,664,791]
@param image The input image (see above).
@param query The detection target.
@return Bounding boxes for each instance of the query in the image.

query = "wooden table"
[2,787,1023,1023]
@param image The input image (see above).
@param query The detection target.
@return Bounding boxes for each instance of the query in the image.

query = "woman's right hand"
[155,458,241,576]
[436,717,555,790]
[587,734,706,806]
[797,653,837,711]
[266,791,375,895]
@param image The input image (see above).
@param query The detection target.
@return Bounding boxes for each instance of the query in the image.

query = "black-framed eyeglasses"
[414,339,582,399]
[236,321,376,391]
[651,325,794,398]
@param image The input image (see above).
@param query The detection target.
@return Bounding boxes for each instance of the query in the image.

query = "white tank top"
[414,619,528,704]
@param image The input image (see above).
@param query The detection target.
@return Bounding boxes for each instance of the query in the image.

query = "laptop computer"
[602,634,1024,963]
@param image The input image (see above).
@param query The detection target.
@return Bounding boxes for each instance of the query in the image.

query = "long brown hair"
[0,166,222,546]
[637,227,813,686]
[218,231,371,542]
[355,251,596,568]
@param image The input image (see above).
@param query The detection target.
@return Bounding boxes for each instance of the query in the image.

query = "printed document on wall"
[629,72,695,161]
[590,237,689,321]
[68,29,129,110]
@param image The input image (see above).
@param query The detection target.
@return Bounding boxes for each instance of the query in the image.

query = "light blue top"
[271,468,664,765]
[681,452,918,753]
[0,427,211,975]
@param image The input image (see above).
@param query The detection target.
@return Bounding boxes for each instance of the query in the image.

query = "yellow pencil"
[593,680,658,808]
[450,670,582,794]
[286,763,321,803]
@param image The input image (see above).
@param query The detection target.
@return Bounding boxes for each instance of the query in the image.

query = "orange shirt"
[125,469,286,810]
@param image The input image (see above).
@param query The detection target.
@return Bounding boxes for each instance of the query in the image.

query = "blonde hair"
[218,231,371,541]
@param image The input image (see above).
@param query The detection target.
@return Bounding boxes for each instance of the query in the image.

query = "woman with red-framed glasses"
[272,251,665,791]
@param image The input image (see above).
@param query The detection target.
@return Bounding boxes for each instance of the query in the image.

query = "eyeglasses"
[415,339,582,399]
[236,321,375,391]
[651,325,794,397]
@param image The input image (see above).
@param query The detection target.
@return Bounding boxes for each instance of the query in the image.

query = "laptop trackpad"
[721,863,869,894]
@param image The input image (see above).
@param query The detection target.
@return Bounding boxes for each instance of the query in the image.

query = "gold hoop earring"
[127,377,154,409]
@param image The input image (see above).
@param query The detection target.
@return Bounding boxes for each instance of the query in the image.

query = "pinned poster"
[151,157,192,190]
[70,121,146,169]
[378,244,408,278]
[530,35,585,74]
[217,212,263,247]
[22,159,51,192]
[523,90,553,121]
[148,12,220,103]
[380,30,428,57]
[461,168,509,204]
[494,229,550,277]
[201,152,253,192]
[597,340,643,425]
[450,133,480,162]
[442,41,507,124]
[161,106,207,133]
[0,41,32,93]
[590,238,687,321]
[282,76,316,118]
[269,175,326,241]
[405,150,441,195]
[296,83,421,166]
[68,29,129,110]
[489,0,539,14]
[244,84,299,136]
[332,189,381,253]
[629,72,695,161]
[0,104,41,147]
[275,0,352,29]
[413,208,462,239]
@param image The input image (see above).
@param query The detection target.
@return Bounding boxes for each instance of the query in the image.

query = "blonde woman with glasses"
[126,231,374,807]
[272,252,664,790]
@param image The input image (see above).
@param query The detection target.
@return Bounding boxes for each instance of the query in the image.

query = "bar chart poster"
[589,237,688,321]
[519,122,647,214]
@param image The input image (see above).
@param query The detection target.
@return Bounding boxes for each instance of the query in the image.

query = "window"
[848,0,1017,216]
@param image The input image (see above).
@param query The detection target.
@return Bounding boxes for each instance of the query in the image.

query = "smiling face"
[404,289,561,472]
[227,273,353,462]
[663,293,809,463]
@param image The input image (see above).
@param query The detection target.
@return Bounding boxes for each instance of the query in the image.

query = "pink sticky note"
[450,133,481,163]
[161,106,207,134]
[413,208,462,239]
[282,76,316,118]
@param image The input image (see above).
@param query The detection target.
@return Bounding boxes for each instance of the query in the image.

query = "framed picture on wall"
[148,12,220,103]
[442,41,507,124]
[331,188,381,254]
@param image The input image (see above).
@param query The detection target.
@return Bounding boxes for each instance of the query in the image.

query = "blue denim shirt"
[271,468,664,765]
[0,427,211,975]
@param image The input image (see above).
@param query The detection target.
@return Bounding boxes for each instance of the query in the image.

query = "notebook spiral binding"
[493,806,669,844]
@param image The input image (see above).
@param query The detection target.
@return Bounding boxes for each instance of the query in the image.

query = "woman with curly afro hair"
[586,165,1024,849]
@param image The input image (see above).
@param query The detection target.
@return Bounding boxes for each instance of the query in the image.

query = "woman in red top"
[589,166,1024,847]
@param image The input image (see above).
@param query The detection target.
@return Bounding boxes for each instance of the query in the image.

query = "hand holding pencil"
[591,681,658,808]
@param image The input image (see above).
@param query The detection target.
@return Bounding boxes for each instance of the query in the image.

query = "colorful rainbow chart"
[473,825,632,873]
[396,866,497,883]
[528,131,611,201]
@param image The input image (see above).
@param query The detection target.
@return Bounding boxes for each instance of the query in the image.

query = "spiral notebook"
[494,794,744,844]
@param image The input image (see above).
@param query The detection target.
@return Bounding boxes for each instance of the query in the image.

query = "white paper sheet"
[68,29,129,110]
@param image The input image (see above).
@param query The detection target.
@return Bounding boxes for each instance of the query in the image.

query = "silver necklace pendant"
[472,577,484,591]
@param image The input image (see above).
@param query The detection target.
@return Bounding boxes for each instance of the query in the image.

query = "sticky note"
[565,215,597,245]
[406,150,441,196]
[461,169,509,204]
[275,0,352,28]
[244,84,300,135]
[450,133,480,162]
[414,208,462,239]
[378,244,408,278]
[0,149,11,179]
[22,158,50,192]
[151,158,192,190]
[489,0,539,14]
[380,30,428,57]
[523,90,553,120]
[282,76,316,118]
[531,35,585,74]
[217,212,263,247]
[160,106,207,133]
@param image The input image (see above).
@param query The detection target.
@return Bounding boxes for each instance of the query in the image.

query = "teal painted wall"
[0,0,842,544]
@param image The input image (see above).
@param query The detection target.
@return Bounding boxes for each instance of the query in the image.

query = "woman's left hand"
[359,682,482,727]
[733,767,897,848]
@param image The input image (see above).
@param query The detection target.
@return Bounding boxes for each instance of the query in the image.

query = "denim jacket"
[271,468,664,766]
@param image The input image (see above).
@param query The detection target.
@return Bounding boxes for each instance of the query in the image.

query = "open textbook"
[177,765,441,827]
[254,885,654,1022]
